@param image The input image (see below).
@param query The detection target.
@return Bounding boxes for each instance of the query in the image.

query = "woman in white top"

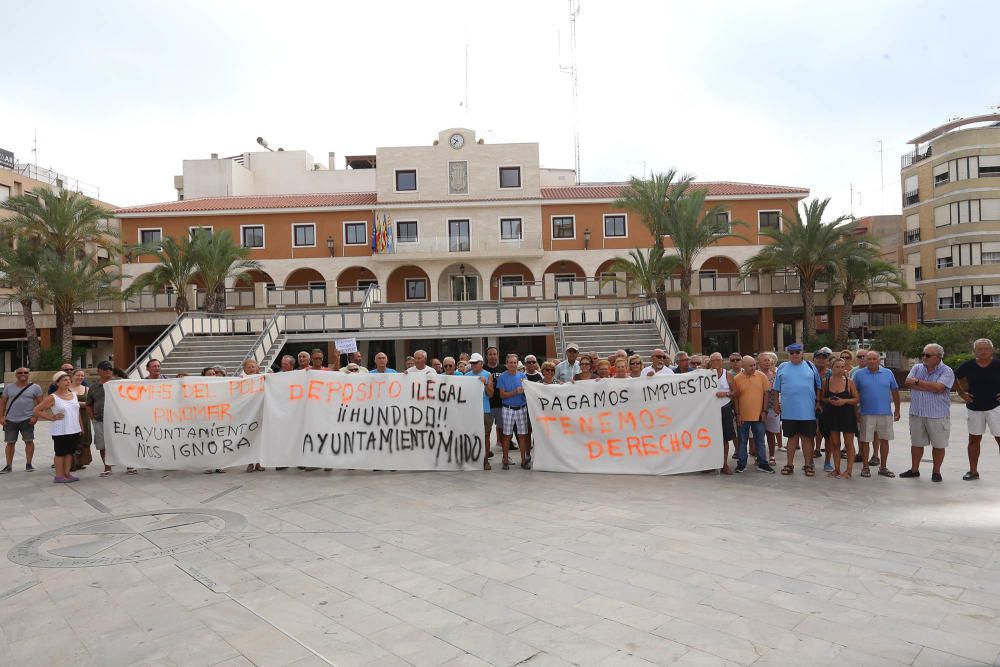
[34,371,83,484]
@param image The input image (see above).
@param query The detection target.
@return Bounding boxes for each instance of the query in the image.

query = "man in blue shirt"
[369,352,398,373]
[852,350,900,478]
[901,343,955,482]
[496,353,530,470]
[773,343,821,476]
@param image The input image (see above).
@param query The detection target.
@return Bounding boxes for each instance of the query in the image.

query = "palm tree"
[602,247,672,298]
[124,234,201,313]
[194,230,262,314]
[39,250,121,362]
[614,170,692,250]
[831,243,906,348]
[743,198,861,342]
[660,187,739,349]
[0,240,45,368]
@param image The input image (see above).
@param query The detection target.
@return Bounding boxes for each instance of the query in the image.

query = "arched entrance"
[489,262,537,300]
[438,262,484,301]
[386,265,431,303]
[336,266,379,304]
[280,268,326,306]
[543,260,586,298]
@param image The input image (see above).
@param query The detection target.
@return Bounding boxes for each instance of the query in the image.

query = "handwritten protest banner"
[104,376,265,470]
[335,338,358,354]
[261,371,484,470]
[524,370,725,475]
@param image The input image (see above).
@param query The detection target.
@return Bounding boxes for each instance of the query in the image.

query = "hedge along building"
[5,127,919,376]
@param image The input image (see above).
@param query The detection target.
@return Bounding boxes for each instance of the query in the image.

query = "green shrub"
[944,352,973,372]
[38,347,65,371]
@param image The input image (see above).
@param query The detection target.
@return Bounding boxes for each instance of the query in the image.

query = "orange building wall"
[386,266,431,302]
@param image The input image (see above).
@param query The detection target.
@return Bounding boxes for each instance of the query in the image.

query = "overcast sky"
[3,0,998,215]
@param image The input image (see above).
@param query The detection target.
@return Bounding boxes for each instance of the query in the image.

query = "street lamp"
[916,291,925,325]
[326,236,336,257]
[583,229,591,249]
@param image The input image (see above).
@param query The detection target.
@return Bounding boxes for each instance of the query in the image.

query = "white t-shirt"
[640,365,674,377]
[406,366,436,376]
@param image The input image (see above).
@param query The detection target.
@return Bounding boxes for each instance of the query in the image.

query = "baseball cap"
[97,361,113,371]
[786,343,804,352]
[565,342,580,352]
[470,353,484,363]
[819,346,834,356]
[813,349,830,358]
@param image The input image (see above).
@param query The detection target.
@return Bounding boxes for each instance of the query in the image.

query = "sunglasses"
[526,360,538,364]
[629,361,642,365]
[542,368,554,373]
[15,371,29,375]
[790,351,803,354]
[921,353,937,358]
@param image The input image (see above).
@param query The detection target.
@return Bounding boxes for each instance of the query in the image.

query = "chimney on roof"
[328,152,336,170]
[211,153,218,159]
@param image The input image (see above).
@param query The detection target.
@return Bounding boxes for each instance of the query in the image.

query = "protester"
[673,352,691,373]
[85,361,114,477]
[468,353,494,470]
[343,363,360,373]
[689,355,704,370]
[901,343,954,482]
[70,369,92,471]
[279,355,295,372]
[347,351,368,373]
[613,359,630,379]
[728,352,742,371]
[641,349,673,377]
[540,361,559,384]
[34,371,83,483]
[371,352,397,373]
[774,343,821,476]
[442,357,461,376]
[524,355,543,382]
[457,360,470,374]
[407,349,436,376]
[627,354,644,378]
[404,356,416,370]
[732,355,774,473]
[431,358,444,374]
[201,367,216,377]
[496,353,530,470]
[595,359,612,379]
[0,367,43,473]
[573,354,596,381]
[484,347,504,457]
[849,350,867,379]
[146,359,165,379]
[956,338,1000,481]
[852,350,899,479]
[296,351,311,370]
[812,349,832,463]
[240,359,260,376]
[708,352,737,474]
[310,349,329,371]
[48,363,86,393]
[820,358,859,478]
[758,351,781,465]
[212,365,227,377]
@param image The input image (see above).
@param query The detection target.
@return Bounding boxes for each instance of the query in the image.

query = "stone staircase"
[157,334,261,377]
[561,321,667,361]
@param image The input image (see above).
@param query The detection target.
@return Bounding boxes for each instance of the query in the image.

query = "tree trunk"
[61,311,74,365]
[54,311,64,356]
[174,290,189,314]
[837,294,855,349]
[679,273,692,349]
[213,286,227,314]
[20,299,41,369]
[801,280,816,341]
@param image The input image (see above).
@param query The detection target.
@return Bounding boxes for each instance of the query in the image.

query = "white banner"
[335,338,358,354]
[524,370,725,475]
[104,376,265,470]
[261,371,484,470]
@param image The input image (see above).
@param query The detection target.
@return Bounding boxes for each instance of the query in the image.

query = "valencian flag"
[371,212,378,251]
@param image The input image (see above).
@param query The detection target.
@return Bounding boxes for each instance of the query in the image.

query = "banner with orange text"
[524,370,725,475]
[261,370,484,470]
[104,376,265,470]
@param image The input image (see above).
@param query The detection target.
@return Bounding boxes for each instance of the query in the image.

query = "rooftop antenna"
[32,129,38,165]
[559,0,581,184]
[256,137,282,152]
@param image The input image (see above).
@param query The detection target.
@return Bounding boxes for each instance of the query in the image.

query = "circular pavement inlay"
[8,509,247,568]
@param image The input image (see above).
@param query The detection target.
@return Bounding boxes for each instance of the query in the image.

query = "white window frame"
[498,165,523,190]
[710,211,732,236]
[292,223,316,248]
[188,225,214,239]
[500,274,525,287]
[499,216,523,241]
[603,213,628,239]
[239,224,265,249]
[757,210,782,232]
[448,218,471,252]
[0,184,10,203]
[395,219,419,244]
[343,220,368,246]
[138,227,163,245]
[394,168,418,193]
[404,277,428,301]
[551,215,576,240]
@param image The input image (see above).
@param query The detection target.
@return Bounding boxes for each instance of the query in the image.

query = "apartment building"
[900,113,1000,322]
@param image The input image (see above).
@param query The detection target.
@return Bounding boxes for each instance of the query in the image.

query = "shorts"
[502,405,529,436]
[721,403,736,441]
[93,420,105,450]
[909,414,950,448]
[859,414,895,442]
[968,405,1000,437]
[765,409,781,434]
[3,420,35,443]
[781,419,817,438]
[490,407,503,430]
[52,433,81,457]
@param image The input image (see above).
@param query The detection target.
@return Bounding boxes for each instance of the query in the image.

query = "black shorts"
[52,433,81,457]
[781,419,817,438]
[721,403,737,441]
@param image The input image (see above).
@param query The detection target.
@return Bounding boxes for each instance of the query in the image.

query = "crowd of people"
[2,337,997,483]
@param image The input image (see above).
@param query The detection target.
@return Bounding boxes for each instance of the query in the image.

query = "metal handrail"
[646,298,681,356]
[361,283,382,312]
[242,313,282,366]
[127,310,190,378]
[554,300,566,354]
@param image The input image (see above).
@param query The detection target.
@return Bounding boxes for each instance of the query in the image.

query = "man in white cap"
[555,343,581,383]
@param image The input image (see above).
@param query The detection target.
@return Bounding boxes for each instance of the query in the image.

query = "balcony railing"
[904,229,921,244]
[384,236,533,255]
[497,280,545,300]
[554,277,635,299]
[697,273,759,294]
[125,289,177,312]
[266,285,327,307]
[194,288,255,310]
[901,149,931,169]
[770,273,829,294]
[903,190,920,206]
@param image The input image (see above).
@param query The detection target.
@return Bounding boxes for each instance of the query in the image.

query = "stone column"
[325,280,338,307]
[690,310,702,353]
[759,307,774,352]
[112,326,131,369]
[253,282,268,309]
[775,322,785,351]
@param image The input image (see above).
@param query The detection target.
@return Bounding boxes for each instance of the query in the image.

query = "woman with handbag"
[33,371,83,483]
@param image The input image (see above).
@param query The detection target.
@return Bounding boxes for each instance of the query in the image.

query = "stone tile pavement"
[1,403,999,666]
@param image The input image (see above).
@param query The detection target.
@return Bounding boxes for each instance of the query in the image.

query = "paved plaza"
[1,403,999,666]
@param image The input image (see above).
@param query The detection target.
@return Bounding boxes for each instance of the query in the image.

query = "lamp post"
[583,229,591,249]
[326,236,336,257]
[916,290,925,325]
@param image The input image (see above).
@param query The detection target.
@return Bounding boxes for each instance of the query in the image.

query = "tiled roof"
[115,192,377,214]
[541,181,809,200]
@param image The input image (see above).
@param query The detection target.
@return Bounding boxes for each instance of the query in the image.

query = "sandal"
[246,464,255,473]
[255,463,265,472]
[860,467,871,478]
[99,470,111,477]
[839,472,851,479]
[781,465,794,475]
[804,466,815,477]
[878,468,895,478]
[521,457,532,470]
[768,457,775,466]
[483,461,492,471]
[502,460,511,470]
[126,468,138,475]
